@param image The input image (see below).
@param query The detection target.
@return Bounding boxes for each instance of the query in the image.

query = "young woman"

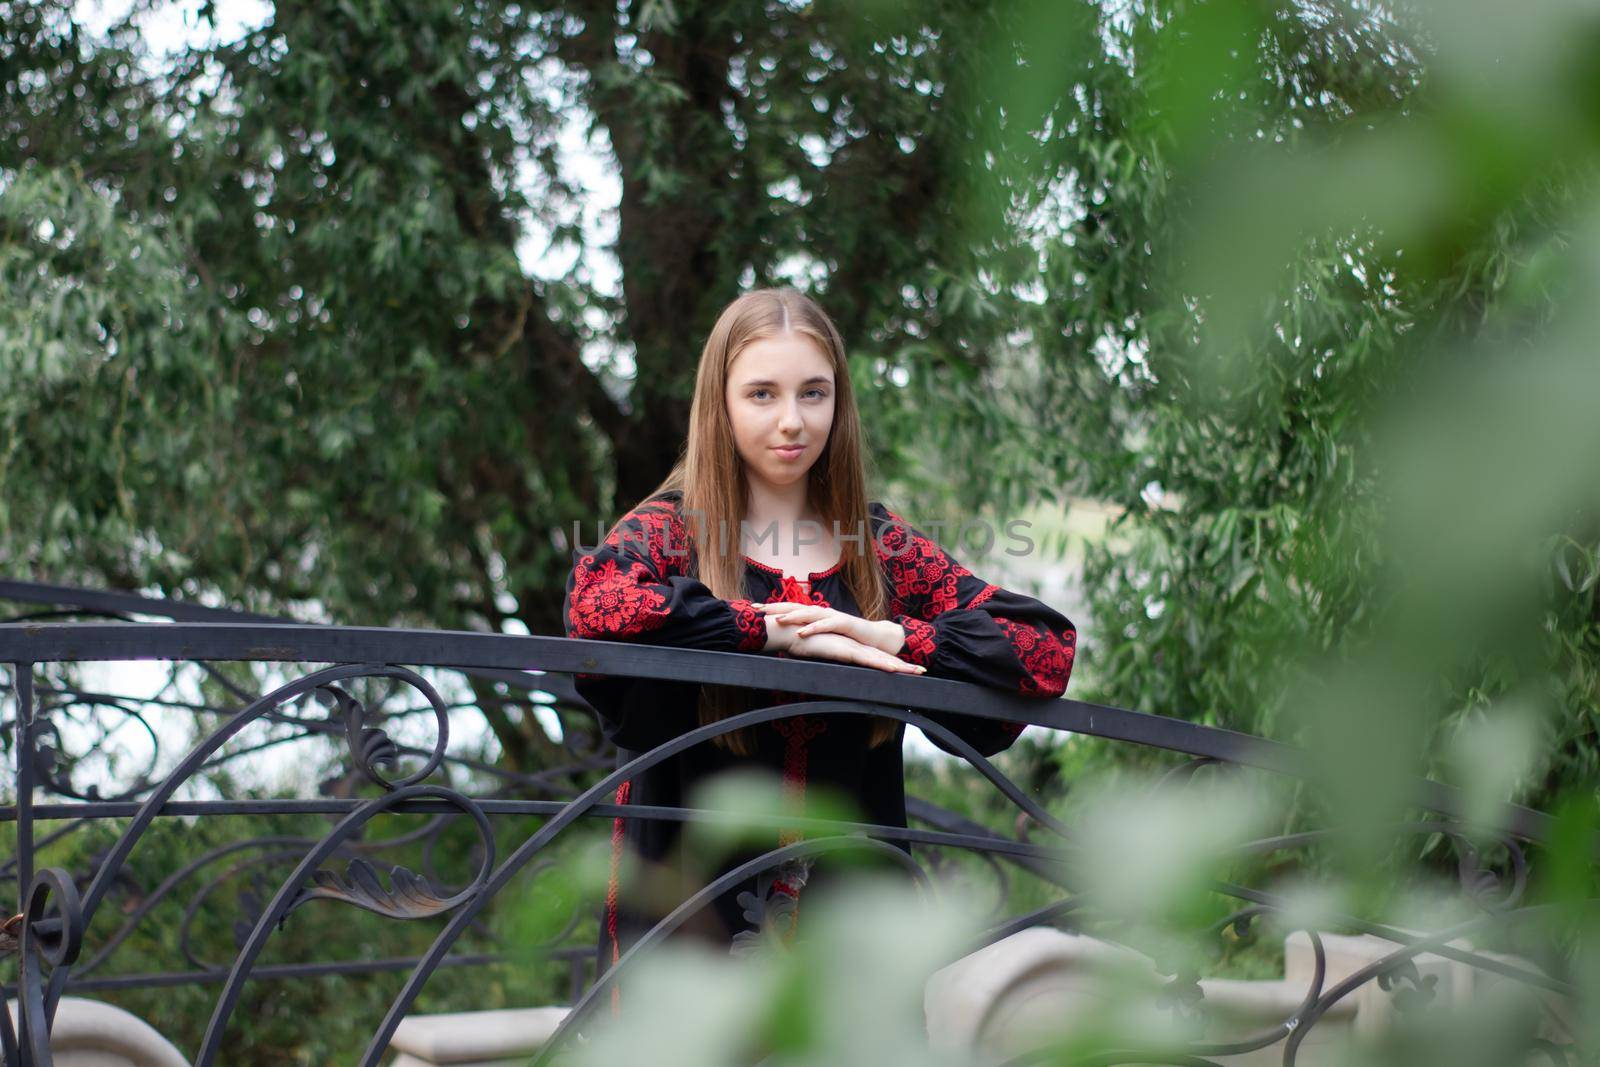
[563,287,1076,978]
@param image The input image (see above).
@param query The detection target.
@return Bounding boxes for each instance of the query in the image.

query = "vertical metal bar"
[6,664,35,1066]
[567,951,584,1006]
[14,665,33,920]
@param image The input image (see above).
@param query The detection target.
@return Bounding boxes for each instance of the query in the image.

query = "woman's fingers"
[790,632,924,674]
[866,650,924,674]
[861,646,924,673]
[762,604,825,625]
[769,605,852,634]
[787,632,851,660]
[760,606,879,647]
[781,607,830,625]
[766,610,909,661]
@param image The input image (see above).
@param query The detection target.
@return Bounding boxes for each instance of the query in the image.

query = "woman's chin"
[769,469,808,487]
[750,461,809,487]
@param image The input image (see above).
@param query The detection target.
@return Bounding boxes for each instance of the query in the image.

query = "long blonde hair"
[641,288,898,754]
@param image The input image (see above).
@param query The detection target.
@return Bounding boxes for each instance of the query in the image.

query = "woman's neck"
[743,477,816,528]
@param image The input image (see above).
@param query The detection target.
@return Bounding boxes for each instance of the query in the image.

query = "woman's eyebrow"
[741,376,833,388]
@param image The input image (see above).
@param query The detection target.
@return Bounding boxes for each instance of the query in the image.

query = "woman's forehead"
[729,333,833,383]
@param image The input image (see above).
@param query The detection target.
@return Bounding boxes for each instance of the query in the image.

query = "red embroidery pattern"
[895,616,937,667]
[763,575,829,701]
[760,572,834,930]
[568,557,669,638]
[770,715,827,936]
[874,509,971,619]
[762,573,831,720]
[767,573,828,607]
[772,715,828,843]
[605,779,632,1016]
[994,618,1075,697]
[569,498,768,650]
[728,598,768,651]
[603,502,691,577]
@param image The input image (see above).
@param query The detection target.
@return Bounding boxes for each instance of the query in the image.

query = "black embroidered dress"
[562,490,1076,975]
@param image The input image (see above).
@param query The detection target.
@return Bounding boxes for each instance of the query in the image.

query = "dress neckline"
[650,492,869,583]
[742,555,846,583]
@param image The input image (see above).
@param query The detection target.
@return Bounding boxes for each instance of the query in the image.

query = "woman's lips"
[772,445,806,460]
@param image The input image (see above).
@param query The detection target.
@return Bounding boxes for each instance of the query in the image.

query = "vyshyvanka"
[563,490,1076,980]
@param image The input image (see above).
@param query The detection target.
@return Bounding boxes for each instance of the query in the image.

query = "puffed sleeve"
[871,504,1076,757]
[564,496,769,653]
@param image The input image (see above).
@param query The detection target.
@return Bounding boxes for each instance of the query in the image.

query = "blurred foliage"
[1055,0,1600,829]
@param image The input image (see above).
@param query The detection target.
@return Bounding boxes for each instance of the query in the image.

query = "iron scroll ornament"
[25,662,463,1051]
[0,611,1585,1067]
[349,697,1064,1067]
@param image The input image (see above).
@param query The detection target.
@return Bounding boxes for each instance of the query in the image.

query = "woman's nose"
[778,401,803,431]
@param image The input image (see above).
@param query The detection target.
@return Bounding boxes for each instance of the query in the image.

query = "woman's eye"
[750,388,828,400]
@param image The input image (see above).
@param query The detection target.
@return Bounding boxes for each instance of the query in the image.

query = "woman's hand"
[764,604,928,671]
[789,629,925,674]
[759,603,909,657]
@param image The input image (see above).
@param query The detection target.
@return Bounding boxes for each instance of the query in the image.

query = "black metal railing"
[0,580,1578,1066]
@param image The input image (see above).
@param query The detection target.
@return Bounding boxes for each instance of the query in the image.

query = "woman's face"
[725,332,836,494]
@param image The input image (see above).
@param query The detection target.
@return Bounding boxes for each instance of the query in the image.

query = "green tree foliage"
[3,0,1598,808]
[1,0,1080,634]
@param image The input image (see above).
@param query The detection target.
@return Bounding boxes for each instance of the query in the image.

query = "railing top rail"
[0,619,1553,841]
[0,579,287,624]
[0,618,1290,760]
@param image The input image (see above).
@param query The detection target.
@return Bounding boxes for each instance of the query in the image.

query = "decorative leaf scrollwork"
[285,857,455,922]
[321,684,399,785]
[1451,833,1529,913]
[1376,958,1439,1013]
[356,724,402,778]
[731,858,814,956]
[0,912,23,957]
[1156,969,1209,1026]
[317,670,450,791]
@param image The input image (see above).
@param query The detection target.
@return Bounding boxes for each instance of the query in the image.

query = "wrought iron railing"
[0,580,1577,1066]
